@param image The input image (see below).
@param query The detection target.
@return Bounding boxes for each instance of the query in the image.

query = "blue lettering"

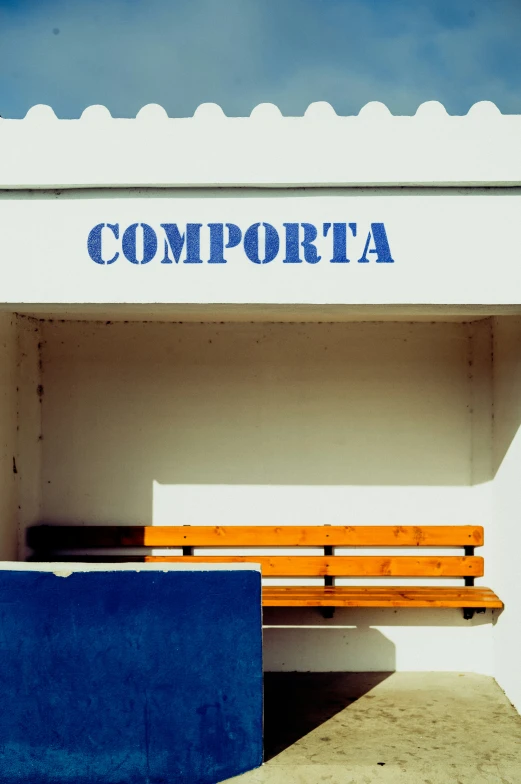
[358,223,395,264]
[283,223,321,263]
[184,223,203,263]
[282,223,300,263]
[87,223,119,265]
[160,223,184,264]
[208,223,242,263]
[122,223,157,264]
[300,223,321,264]
[244,223,279,265]
[324,223,356,263]
[89,220,396,269]
[160,223,203,263]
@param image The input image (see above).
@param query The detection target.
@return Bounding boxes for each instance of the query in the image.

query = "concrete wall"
[16,316,43,560]
[490,317,521,713]
[0,562,263,784]
[38,319,489,525]
[18,317,496,673]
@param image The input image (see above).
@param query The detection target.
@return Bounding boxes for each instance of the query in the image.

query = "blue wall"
[0,568,263,783]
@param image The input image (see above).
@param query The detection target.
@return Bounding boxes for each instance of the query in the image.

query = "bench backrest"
[28,525,484,579]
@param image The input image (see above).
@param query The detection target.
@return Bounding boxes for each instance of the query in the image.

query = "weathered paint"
[0,565,263,784]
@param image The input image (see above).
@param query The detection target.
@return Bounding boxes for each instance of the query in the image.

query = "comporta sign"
[87,221,395,266]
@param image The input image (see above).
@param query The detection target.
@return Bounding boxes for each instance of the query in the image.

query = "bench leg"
[320,607,335,619]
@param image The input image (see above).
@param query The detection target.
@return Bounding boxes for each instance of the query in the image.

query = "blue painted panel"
[0,568,263,783]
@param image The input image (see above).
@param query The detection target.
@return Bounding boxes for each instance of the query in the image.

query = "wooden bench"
[27,524,503,619]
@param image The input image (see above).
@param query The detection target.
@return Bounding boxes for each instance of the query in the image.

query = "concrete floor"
[224,672,521,784]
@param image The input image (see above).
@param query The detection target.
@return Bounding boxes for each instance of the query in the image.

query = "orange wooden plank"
[143,555,483,577]
[142,525,484,547]
[28,524,484,549]
[261,586,501,595]
[261,586,503,608]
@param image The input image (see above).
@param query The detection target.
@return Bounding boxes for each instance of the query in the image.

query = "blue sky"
[0,0,520,117]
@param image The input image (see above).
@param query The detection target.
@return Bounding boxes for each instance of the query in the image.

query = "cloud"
[0,0,520,117]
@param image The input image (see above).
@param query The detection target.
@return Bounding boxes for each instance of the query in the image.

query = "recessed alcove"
[1,305,520,678]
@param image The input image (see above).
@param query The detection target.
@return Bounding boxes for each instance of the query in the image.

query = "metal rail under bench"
[27,524,503,620]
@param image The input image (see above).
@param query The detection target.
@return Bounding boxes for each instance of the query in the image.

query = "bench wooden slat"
[262,586,503,608]
[261,586,501,595]
[27,525,484,549]
[26,523,501,614]
[141,555,483,577]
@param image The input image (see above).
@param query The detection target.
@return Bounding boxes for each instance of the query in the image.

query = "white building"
[1,100,520,712]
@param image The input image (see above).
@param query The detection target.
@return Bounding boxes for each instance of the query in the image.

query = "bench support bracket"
[463,545,476,619]
[321,534,335,619]
[463,607,486,621]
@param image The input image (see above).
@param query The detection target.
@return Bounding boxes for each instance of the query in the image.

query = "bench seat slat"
[262,586,503,608]
[142,555,483,577]
[27,525,484,549]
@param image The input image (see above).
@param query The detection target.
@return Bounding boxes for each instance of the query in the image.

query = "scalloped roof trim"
[0,100,507,121]
[1,100,520,189]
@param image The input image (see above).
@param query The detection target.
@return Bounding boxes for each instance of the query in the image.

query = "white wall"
[3,189,521,307]
[0,314,18,559]
[490,317,521,712]
[26,317,496,673]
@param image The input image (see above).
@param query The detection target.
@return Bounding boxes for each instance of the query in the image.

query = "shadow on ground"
[263,671,393,761]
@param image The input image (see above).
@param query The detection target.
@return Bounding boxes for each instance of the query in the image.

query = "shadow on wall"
[35,317,521,521]
[492,316,521,475]
[263,671,393,761]
[39,320,493,526]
